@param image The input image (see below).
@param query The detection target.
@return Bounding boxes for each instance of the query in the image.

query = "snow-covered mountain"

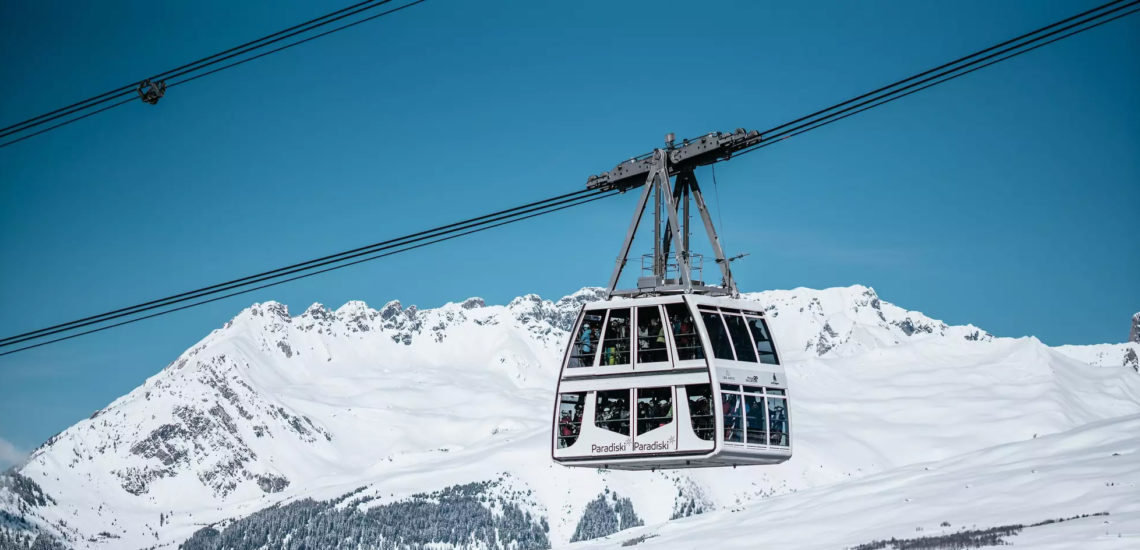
[2,285,1138,549]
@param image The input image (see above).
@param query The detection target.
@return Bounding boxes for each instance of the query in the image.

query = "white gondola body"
[552,293,791,469]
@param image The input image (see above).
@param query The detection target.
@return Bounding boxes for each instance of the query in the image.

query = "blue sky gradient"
[1,0,1137,455]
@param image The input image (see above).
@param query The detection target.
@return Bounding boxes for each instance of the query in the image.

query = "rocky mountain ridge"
[2,285,1137,550]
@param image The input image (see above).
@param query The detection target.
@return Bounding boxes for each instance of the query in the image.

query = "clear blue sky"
[1,0,1137,457]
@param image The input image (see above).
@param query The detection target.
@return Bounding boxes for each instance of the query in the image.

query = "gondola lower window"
[767,396,789,446]
[720,385,790,447]
[635,387,673,435]
[722,392,744,443]
[686,384,715,441]
[557,392,586,448]
[744,394,766,444]
[596,390,631,436]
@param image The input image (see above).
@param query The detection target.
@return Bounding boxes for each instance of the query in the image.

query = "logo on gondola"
[745,375,759,383]
[634,436,677,452]
[591,442,629,454]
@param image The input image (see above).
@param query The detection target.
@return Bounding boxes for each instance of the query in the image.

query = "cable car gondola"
[552,134,791,470]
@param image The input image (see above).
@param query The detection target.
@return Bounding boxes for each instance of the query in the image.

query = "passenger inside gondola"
[702,309,736,360]
[636,306,668,363]
[602,309,631,365]
[722,391,743,442]
[746,315,780,365]
[635,387,673,434]
[557,392,585,448]
[687,384,715,441]
[767,397,789,446]
[569,314,603,368]
[666,303,704,360]
[745,394,766,444]
[596,390,631,435]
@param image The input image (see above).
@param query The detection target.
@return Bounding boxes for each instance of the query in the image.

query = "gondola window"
[767,396,789,446]
[745,315,780,365]
[557,392,586,448]
[569,314,603,368]
[724,314,758,363]
[700,309,736,360]
[665,303,704,360]
[686,384,715,441]
[635,387,673,435]
[636,306,669,364]
[744,393,766,444]
[722,391,744,443]
[595,390,631,436]
[600,309,632,366]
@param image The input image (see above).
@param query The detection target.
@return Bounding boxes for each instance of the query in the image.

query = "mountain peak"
[301,302,332,320]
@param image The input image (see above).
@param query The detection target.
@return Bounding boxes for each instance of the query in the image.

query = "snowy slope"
[574,414,1140,550]
[2,285,1138,549]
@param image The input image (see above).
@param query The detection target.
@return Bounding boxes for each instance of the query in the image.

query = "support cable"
[0,187,597,347]
[2,1,1136,354]
[0,0,424,148]
[0,190,617,358]
[734,0,1140,157]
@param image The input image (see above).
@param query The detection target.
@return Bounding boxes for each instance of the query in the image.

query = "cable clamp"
[137,79,167,105]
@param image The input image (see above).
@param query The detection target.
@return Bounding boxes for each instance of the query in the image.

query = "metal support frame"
[604,140,740,299]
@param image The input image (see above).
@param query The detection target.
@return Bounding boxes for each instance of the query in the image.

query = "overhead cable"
[0,190,618,357]
[0,187,598,348]
[0,0,425,148]
[2,0,1136,355]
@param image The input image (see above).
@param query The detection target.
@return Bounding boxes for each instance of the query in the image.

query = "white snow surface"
[3,284,1139,549]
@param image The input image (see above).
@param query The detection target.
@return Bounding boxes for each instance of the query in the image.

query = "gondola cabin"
[551,294,790,469]
[553,131,793,469]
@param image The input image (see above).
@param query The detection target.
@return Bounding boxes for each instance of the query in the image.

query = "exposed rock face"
[1131,312,1139,344]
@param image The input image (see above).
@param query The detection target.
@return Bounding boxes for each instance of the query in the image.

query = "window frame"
[567,311,605,369]
[743,313,780,366]
[718,383,790,448]
[685,383,716,442]
[598,308,633,367]
[699,307,737,361]
[723,312,759,363]
[556,392,586,449]
[634,305,671,367]
[634,386,675,437]
[594,389,632,436]
[664,302,705,363]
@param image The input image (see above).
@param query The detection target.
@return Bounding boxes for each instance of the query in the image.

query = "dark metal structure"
[587,130,763,298]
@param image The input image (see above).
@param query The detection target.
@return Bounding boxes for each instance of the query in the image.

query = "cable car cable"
[752,0,1132,144]
[0,0,422,147]
[3,1,1135,353]
[0,0,396,136]
[165,0,426,89]
[0,187,599,347]
[734,2,1140,158]
[0,190,618,358]
[0,0,400,139]
[0,189,606,348]
[614,0,1133,165]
